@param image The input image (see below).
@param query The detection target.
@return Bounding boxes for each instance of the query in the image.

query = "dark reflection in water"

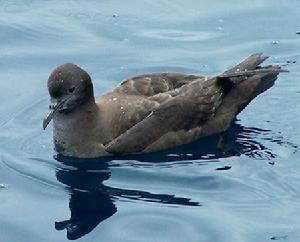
[55,160,198,240]
[55,163,116,240]
[54,119,297,240]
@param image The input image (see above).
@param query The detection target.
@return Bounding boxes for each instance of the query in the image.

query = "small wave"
[137,29,223,42]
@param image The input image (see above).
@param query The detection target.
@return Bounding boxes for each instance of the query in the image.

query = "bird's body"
[44,53,286,158]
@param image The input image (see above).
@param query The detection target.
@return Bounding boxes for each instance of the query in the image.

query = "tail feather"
[219,66,288,79]
[219,52,288,114]
[223,53,269,75]
[217,53,287,91]
[202,53,287,137]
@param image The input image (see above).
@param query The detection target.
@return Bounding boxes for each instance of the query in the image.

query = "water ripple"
[0,1,300,241]
[137,29,223,42]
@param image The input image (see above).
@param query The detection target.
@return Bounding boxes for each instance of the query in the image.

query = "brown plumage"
[43,53,287,158]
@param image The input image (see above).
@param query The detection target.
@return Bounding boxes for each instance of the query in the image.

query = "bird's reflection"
[54,119,297,240]
[55,159,198,240]
[54,163,116,240]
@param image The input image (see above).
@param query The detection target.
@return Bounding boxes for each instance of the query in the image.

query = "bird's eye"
[68,87,76,93]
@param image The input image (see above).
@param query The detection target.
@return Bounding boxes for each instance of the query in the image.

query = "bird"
[43,53,287,158]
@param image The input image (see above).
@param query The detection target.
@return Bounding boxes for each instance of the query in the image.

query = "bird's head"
[43,63,94,130]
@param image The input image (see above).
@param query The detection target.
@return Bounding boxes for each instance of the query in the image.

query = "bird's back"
[105,53,286,155]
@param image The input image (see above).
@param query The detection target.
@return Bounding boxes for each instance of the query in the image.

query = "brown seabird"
[43,53,287,158]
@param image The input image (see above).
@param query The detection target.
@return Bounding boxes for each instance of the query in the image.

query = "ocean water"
[0,0,300,241]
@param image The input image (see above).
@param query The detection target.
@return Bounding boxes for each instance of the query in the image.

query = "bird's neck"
[52,99,109,158]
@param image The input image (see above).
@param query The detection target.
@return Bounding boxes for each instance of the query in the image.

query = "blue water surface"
[0,1,300,241]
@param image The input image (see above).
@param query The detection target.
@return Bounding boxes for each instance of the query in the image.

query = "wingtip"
[273,65,289,73]
[261,54,270,60]
[250,52,269,61]
[279,68,289,73]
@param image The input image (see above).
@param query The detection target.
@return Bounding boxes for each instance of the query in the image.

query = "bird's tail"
[217,53,287,92]
[202,53,287,136]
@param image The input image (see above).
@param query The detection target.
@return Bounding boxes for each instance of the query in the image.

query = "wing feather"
[114,73,204,96]
[105,77,221,154]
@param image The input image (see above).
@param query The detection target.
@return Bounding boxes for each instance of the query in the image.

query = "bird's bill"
[42,99,66,130]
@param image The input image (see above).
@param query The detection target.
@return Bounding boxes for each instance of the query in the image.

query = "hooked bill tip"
[42,113,53,130]
[42,118,48,130]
